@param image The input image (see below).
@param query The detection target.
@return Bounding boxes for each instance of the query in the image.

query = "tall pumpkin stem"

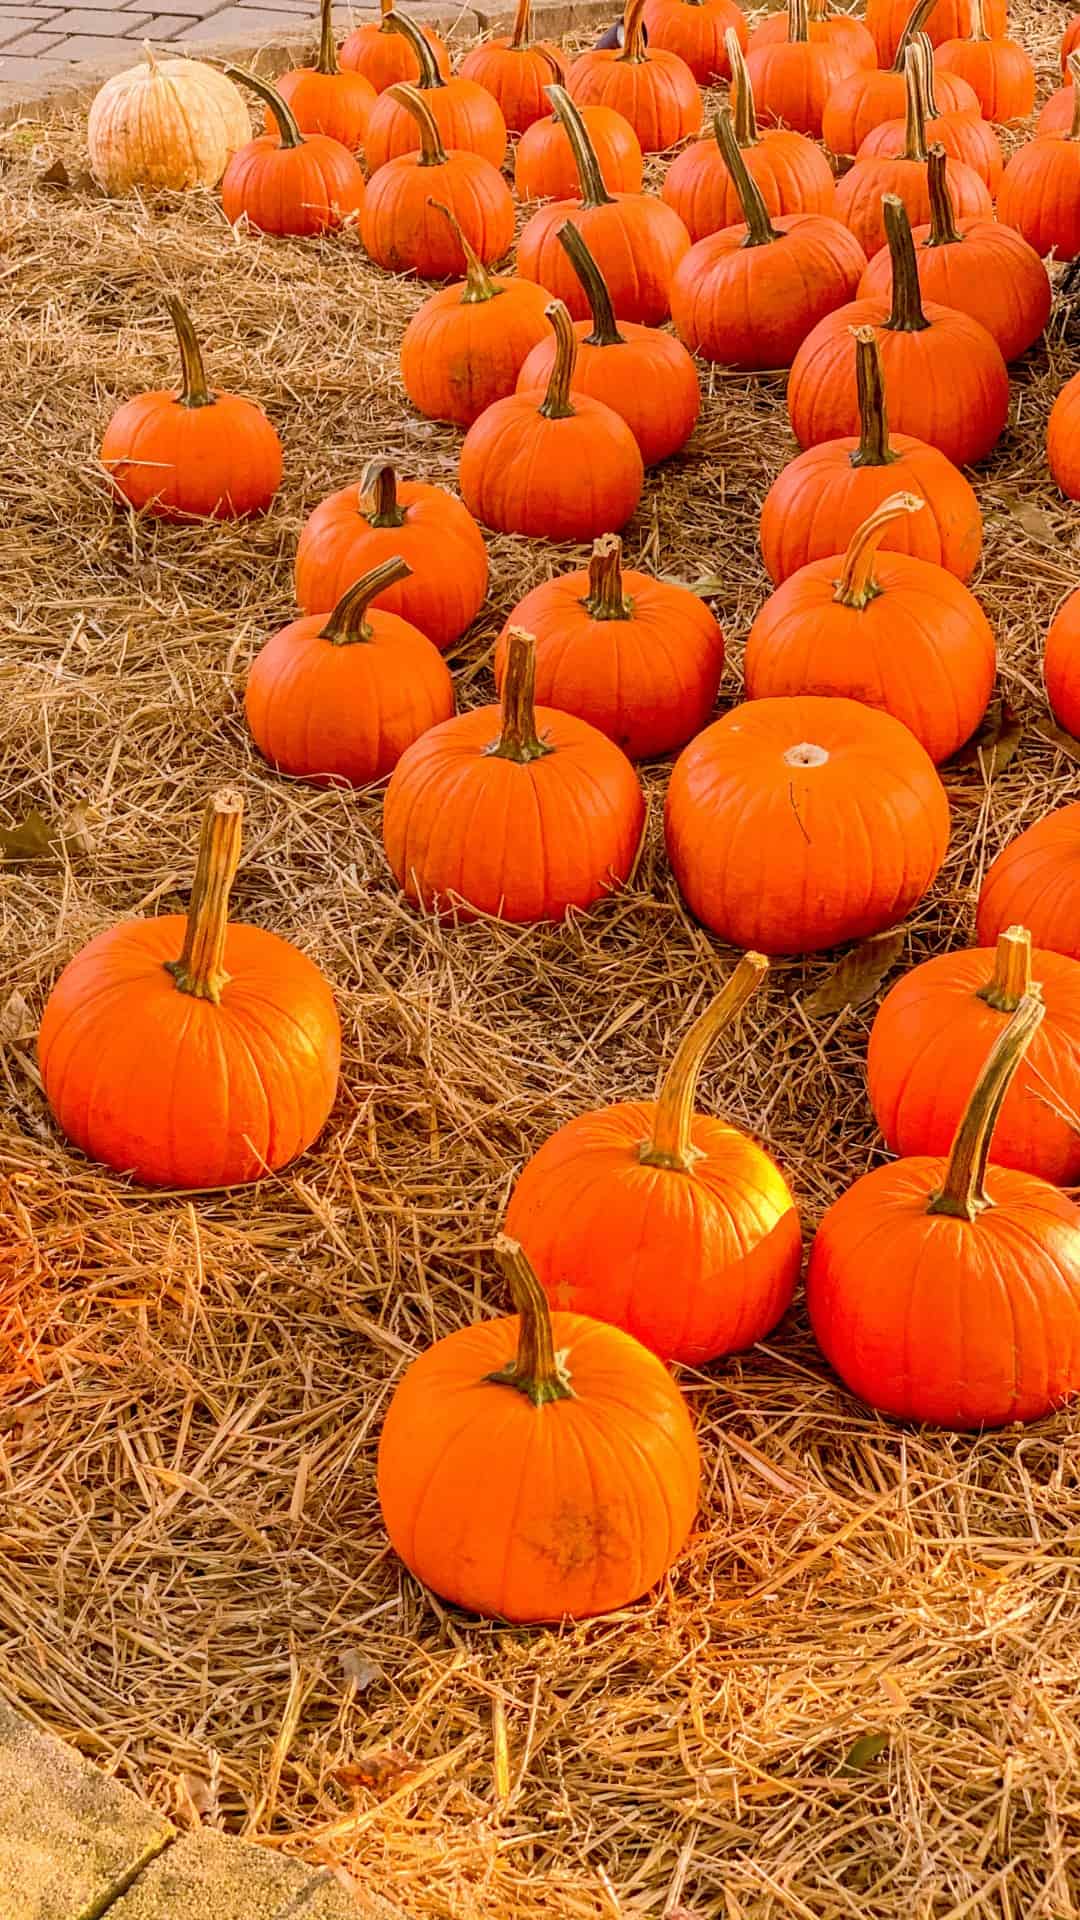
[923,144,961,245]
[584,534,634,619]
[378,0,395,28]
[727,31,758,145]
[902,44,927,161]
[914,32,940,112]
[556,222,624,346]
[546,83,616,208]
[224,63,305,148]
[619,0,649,62]
[386,81,447,162]
[639,955,769,1171]
[487,1238,573,1406]
[968,0,987,42]
[927,993,1045,1221]
[165,789,243,1005]
[429,198,498,302]
[849,326,897,469]
[893,0,939,71]
[537,299,578,420]
[510,0,532,47]
[788,0,809,42]
[884,194,930,333]
[385,9,444,87]
[315,0,340,76]
[833,492,924,608]
[319,556,411,645]
[487,629,553,764]
[1069,53,1080,140]
[165,296,214,411]
[360,457,407,528]
[714,108,778,248]
[977,925,1034,1014]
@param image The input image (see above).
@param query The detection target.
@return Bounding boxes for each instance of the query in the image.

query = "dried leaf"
[804,930,905,1017]
[339,1650,380,1692]
[953,701,1024,777]
[39,157,97,194]
[840,1730,889,1773]
[331,1745,419,1794]
[1034,719,1080,767]
[659,573,725,598]
[38,157,69,188]
[1006,500,1056,547]
[0,810,62,867]
[0,990,34,1045]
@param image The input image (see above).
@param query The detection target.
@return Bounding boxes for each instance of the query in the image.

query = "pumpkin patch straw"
[639,952,769,1169]
[927,990,1045,1220]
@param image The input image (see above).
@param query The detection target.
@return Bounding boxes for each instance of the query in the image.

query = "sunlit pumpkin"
[458,0,565,132]
[270,0,376,151]
[566,0,703,152]
[339,0,450,91]
[400,204,551,427]
[361,83,515,277]
[1045,586,1080,739]
[977,805,1080,962]
[221,64,366,236]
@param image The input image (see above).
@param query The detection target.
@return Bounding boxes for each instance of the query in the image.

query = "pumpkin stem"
[883,193,930,333]
[386,81,447,162]
[224,63,305,149]
[315,0,339,76]
[1070,53,1080,140]
[165,789,243,1006]
[428,198,498,302]
[379,0,395,25]
[892,0,939,72]
[727,30,758,146]
[849,326,897,469]
[545,83,616,208]
[977,925,1034,1014]
[833,491,924,608]
[488,629,553,764]
[640,954,770,1171]
[924,143,962,245]
[537,299,578,420]
[318,555,412,645]
[385,8,444,87]
[788,0,809,42]
[902,43,927,161]
[556,222,624,346]
[510,0,532,47]
[359,457,407,527]
[914,32,940,112]
[927,991,1045,1221]
[714,108,778,248]
[165,296,214,411]
[968,0,987,42]
[487,1237,574,1406]
[619,0,649,61]
[584,533,634,619]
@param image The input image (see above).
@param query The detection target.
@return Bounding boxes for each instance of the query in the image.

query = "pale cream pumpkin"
[88,49,251,193]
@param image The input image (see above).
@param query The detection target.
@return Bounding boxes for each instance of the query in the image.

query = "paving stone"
[120,0,229,12]
[107,1829,362,1920]
[140,12,199,30]
[49,6,151,27]
[0,14,47,36]
[177,4,318,33]
[0,1696,173,1920]
[3,25,64,42]
[49,28,149,48]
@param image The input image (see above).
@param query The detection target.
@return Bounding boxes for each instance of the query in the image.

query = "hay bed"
[3,8,1080,1914]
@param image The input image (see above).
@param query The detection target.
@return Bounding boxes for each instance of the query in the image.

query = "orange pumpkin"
[822,0,978,156]
[1048,369,1080,501]
[514,223,699,465]
[515,98,643,199]
[459,300,644,539]
[295,456,488,653]
[382,628,646,922]
[745,492,995,764]
[865,0,1004,64]
[377,1237,700,1622]
[221,65,366,236]
[1036,75,1075,137]
[492,533,724,757]
[998,60,1080,266]
[245,556,455,787]
[665,693,949,954]
[977,805,1080,962]
[643,0,749,83]
[270,0,375,152]
[458,0,564,133]
[857,33,1003,190]
[751,0,876,66]
[100,296,283,522]
[868,925,1080,1185]
[38,790,341,1189]
[744,0,860,136]
[1045,587,1080,737]
[933,0,1034,122]
[808,993,1080,1429]
[361,84,514,278]
[834,43,990,259]
[365,13,507,169]
[339,0,450,92]
[505,954,802,1364]
[760,325,982,584]
[566,0,702,152]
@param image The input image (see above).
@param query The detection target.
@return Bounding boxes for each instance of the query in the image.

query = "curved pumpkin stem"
[849,326,897,470]
[537,299,578,420]
[319,555,412,645]
[977,925,1034,1014]
[584,534,634,619]
[429,198,498,302]
[968,0,987,43]
[359,457,407,527]
[787,0,809,42]
[902,43,927,162]
[489,629,553,764]
[927,991,1045,1221]
[925,143,962,246]
[165,296,214,411]
[913,32,940,113]
[378,0,396,28]
[487,1237,573,1405]
[315,0,340,77]
[510,0,533,47]
[619,0,649,62]
[640,955,770,1171]
[727,30,758,146]
[385,8,445,87]
[224,63,305,148]
[883,194,930,334]
[386,81,447,163]
[893,0,940,72]
[166,789,243,1005]
[714,108,778,248]
[556,222,624,347]
[545,83,616,208]
[833,492,924,608]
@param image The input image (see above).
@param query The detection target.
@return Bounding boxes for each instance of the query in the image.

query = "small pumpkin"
[664,692,949,954]
[383,627,646,922]
[339,0,450,90]
[868,925,1080,1186]
[835,43,989,259]
[1048,369,1080,501]
[858,145,1051,362]
[221,65,366,237]
[933,0,1034,123]
[361,84,515,278]
[864,0,1004,63]
[807,992,1080,1430]
[100,296,283,521]
[858,33,1003,190]
[787,193,1010,468]
[998,59,1080,266]
[458,0,565,132]
[505,954,802,1365]
[515,98,644,199]
[376,1236,700,1622]
[87,47,249,193]
[662,30,836,240]
[642,0,749,83]
[670,107,865,369]
[245,556,455,787]
[744,0,863,139]
[566,0,702,151]
[493,533,724,757]
[977,805,1080,962]
[400,203,551,427]
[270,0,376,151]
[517,84,691,323]
[515,224,699,465]
[38,790,341,1189]
[364,10,508,169]
[295,456,488,653]
[760,325,982,584]
[822,0,978,157]
[460,299,644,539]
[744,491,995,764]
[1036,74,1076,137]
[1045,587,1080,736]
[749,0,876,69]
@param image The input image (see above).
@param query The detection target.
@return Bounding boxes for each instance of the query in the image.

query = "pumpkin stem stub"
[385,9,445,88]
[884,194,930,333]
[925,142,963,246]
[556,221,624,346]
[584,533,634,619]
[727,31,758,146]
[639,954,769,1171]
[360,458,407,528]
[165,296,215,411]
[318,555,412,645]
[487,1237,574,1405]
[428,198,499,302]
[833,492,924,608]
[978,924,1034,1014]
[849,326,897,470]
[545,83,616,208]
[927,991,1045,1221]
[386,80,448,162]
[537,299,579,420]
[224,63,306,148]
[316,0,340,76]
[784,741,829,767]
[165,789,244,1006]
[488,629,553,764]
[619,0,649,63]
[714,108,778,249]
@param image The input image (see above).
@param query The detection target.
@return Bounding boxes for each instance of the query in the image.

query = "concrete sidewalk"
[0,0,377,90]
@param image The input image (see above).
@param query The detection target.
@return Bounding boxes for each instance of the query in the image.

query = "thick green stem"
[727,31,758,145]
[556,222,623,346]
[884,194,930,333]
[545,83,615,207]
[360,458,406,527]
[385,8,444,87]
[925,144,962,245]
[977,925,1033,1015]
[833,492,924,608]
[428,198,499,301]
[849,326,897,469]
[619,0,649,62]
[224,63,305,147]
[537,299,577,420]
[487,1238,573,1405]
[316,0,339,75]
[165,790,243,1005]
[165,296,214,411]
[583,534,634,619]
[319,556,411,644]
[487,629,553,764]
[386,80,447,162]
[927,993,1045,1220]
[714,107,778,248]
[640,955,769,1170]
[893,0,940,71]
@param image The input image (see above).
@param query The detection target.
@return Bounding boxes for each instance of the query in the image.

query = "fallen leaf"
[339,1650,380,1691]
[38,157,69,188]
[659,573,725,597]
[953,701,1024,777]
[1034,719,1080,767]
[840,1730,889,1773]
[330,1746,419,1795]
[0,991,33,1045]
[1005,499,1056,547]
[0,810,62,867]
[39,156,97,193]
[804,930,905,1017]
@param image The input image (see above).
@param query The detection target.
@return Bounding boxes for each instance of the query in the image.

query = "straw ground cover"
[3,10,1080,1914]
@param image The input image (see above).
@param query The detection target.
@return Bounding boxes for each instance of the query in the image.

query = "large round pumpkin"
[38,791,341,1189]
[377,1238,700,1622]
[221,65,366,237]
[515,99,644,199]
[88,48,249,193]
[998,64,1080,268]
[339,0,450,91]
[822,0,979,156]
[458,0,566,133]
[857,34,1003,192]
[643,0,748,82]
[1045,587,1080,738]
[566,0,702,152]
[977,805,1080,962]
[833,44,990,259]
[364,10,508,169]
[400,207,551,428]
[270,0,375,151]
[744,0,861,138]
[932,0,1035,123]
[360,84,515,277]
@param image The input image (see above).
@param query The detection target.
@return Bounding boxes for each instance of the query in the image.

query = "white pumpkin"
[88,50,251,194]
